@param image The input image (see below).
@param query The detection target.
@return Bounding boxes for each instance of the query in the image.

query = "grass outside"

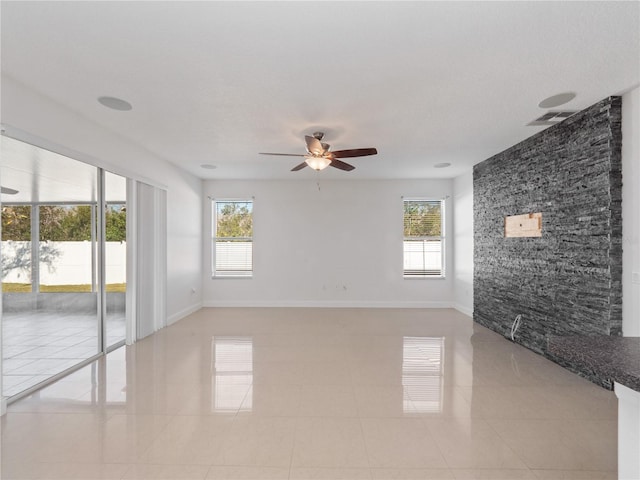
[2,283,126,293]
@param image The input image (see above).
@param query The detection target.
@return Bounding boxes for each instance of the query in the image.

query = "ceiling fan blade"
[1,186,19,195]
[259,152,306,157]
[305,135,325,156]
[331,148,377,159]
[329,159,355,171]
[291,161,308,171]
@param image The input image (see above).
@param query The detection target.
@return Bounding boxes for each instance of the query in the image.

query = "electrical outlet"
[633,272,640,285]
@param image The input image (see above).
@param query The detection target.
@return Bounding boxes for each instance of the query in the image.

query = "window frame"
[211,198,254,279]
[402,198,446,279]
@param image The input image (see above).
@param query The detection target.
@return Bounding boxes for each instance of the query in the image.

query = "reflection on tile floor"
[1,308,617,479]
[2,312,125,396]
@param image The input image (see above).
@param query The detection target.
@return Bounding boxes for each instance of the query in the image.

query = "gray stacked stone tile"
[473,97,622,387]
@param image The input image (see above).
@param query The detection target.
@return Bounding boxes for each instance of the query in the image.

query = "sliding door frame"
[0,128,149,403]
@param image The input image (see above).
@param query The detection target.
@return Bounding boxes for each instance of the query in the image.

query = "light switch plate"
[632,272,640,285]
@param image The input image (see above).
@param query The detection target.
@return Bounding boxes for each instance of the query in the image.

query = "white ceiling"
[1,136,127,203]
[1,1,639,181]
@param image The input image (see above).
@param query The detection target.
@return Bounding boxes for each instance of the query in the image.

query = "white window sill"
[212,275,253,280]
[403,275,446,280]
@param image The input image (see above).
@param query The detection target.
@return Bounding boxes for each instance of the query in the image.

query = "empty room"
[1,2,639,480]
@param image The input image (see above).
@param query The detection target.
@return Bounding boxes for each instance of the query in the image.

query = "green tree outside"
[1,206,31,241]
[40,205,93,241]
[216,202,252,238]
[106,205,126,241]
[2,204,126,242]
[404,201,441,237]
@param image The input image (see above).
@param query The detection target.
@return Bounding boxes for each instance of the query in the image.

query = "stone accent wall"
[473,97,622,384]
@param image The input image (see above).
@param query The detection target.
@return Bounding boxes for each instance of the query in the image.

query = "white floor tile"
[1,308,618,478]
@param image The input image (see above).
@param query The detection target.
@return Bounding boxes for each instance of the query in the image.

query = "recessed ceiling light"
[200,164,217,170]
[98,96,133,111]
[434,162,451,168]
[538,92,576,109]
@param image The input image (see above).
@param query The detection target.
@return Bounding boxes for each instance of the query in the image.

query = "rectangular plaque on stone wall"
[504,213,542,237]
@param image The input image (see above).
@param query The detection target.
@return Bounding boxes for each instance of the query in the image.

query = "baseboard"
[454,304,474,317]
[167,301,202,325]
[202,300,454,309]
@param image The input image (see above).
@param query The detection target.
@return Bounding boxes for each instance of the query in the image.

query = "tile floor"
[2,311,126,397]
[0,308,618,479]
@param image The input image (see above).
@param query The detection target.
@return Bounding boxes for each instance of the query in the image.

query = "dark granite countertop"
[547,336,640,392]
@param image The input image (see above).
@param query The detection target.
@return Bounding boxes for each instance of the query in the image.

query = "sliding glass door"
[1,135,128,399]
[37,202,101,362]
[104,171,127,348]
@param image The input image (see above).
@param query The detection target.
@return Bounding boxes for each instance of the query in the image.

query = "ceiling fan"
[259,132,377,172]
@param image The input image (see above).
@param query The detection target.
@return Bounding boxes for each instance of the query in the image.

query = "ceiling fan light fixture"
[1,186,19,195]
[260,132,376,172]
[305,156,332,171]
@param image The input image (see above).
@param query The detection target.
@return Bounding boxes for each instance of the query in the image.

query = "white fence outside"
[2,241,126,285]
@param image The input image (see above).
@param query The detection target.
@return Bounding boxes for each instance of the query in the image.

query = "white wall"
[203,179,454,307]
[622,85,640,337]
[453,171,473,316]
[1,76,203,324]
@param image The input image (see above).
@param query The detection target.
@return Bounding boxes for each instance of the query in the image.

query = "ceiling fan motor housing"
[259,132,377,172]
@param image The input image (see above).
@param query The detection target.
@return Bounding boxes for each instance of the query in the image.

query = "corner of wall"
[167,302,202,326]
[454,304,473,318]
[453,170,474,315]
[622,85,640,336]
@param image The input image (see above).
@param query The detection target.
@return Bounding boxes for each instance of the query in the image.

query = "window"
[403,199,444,277]
[212,199,253,277]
